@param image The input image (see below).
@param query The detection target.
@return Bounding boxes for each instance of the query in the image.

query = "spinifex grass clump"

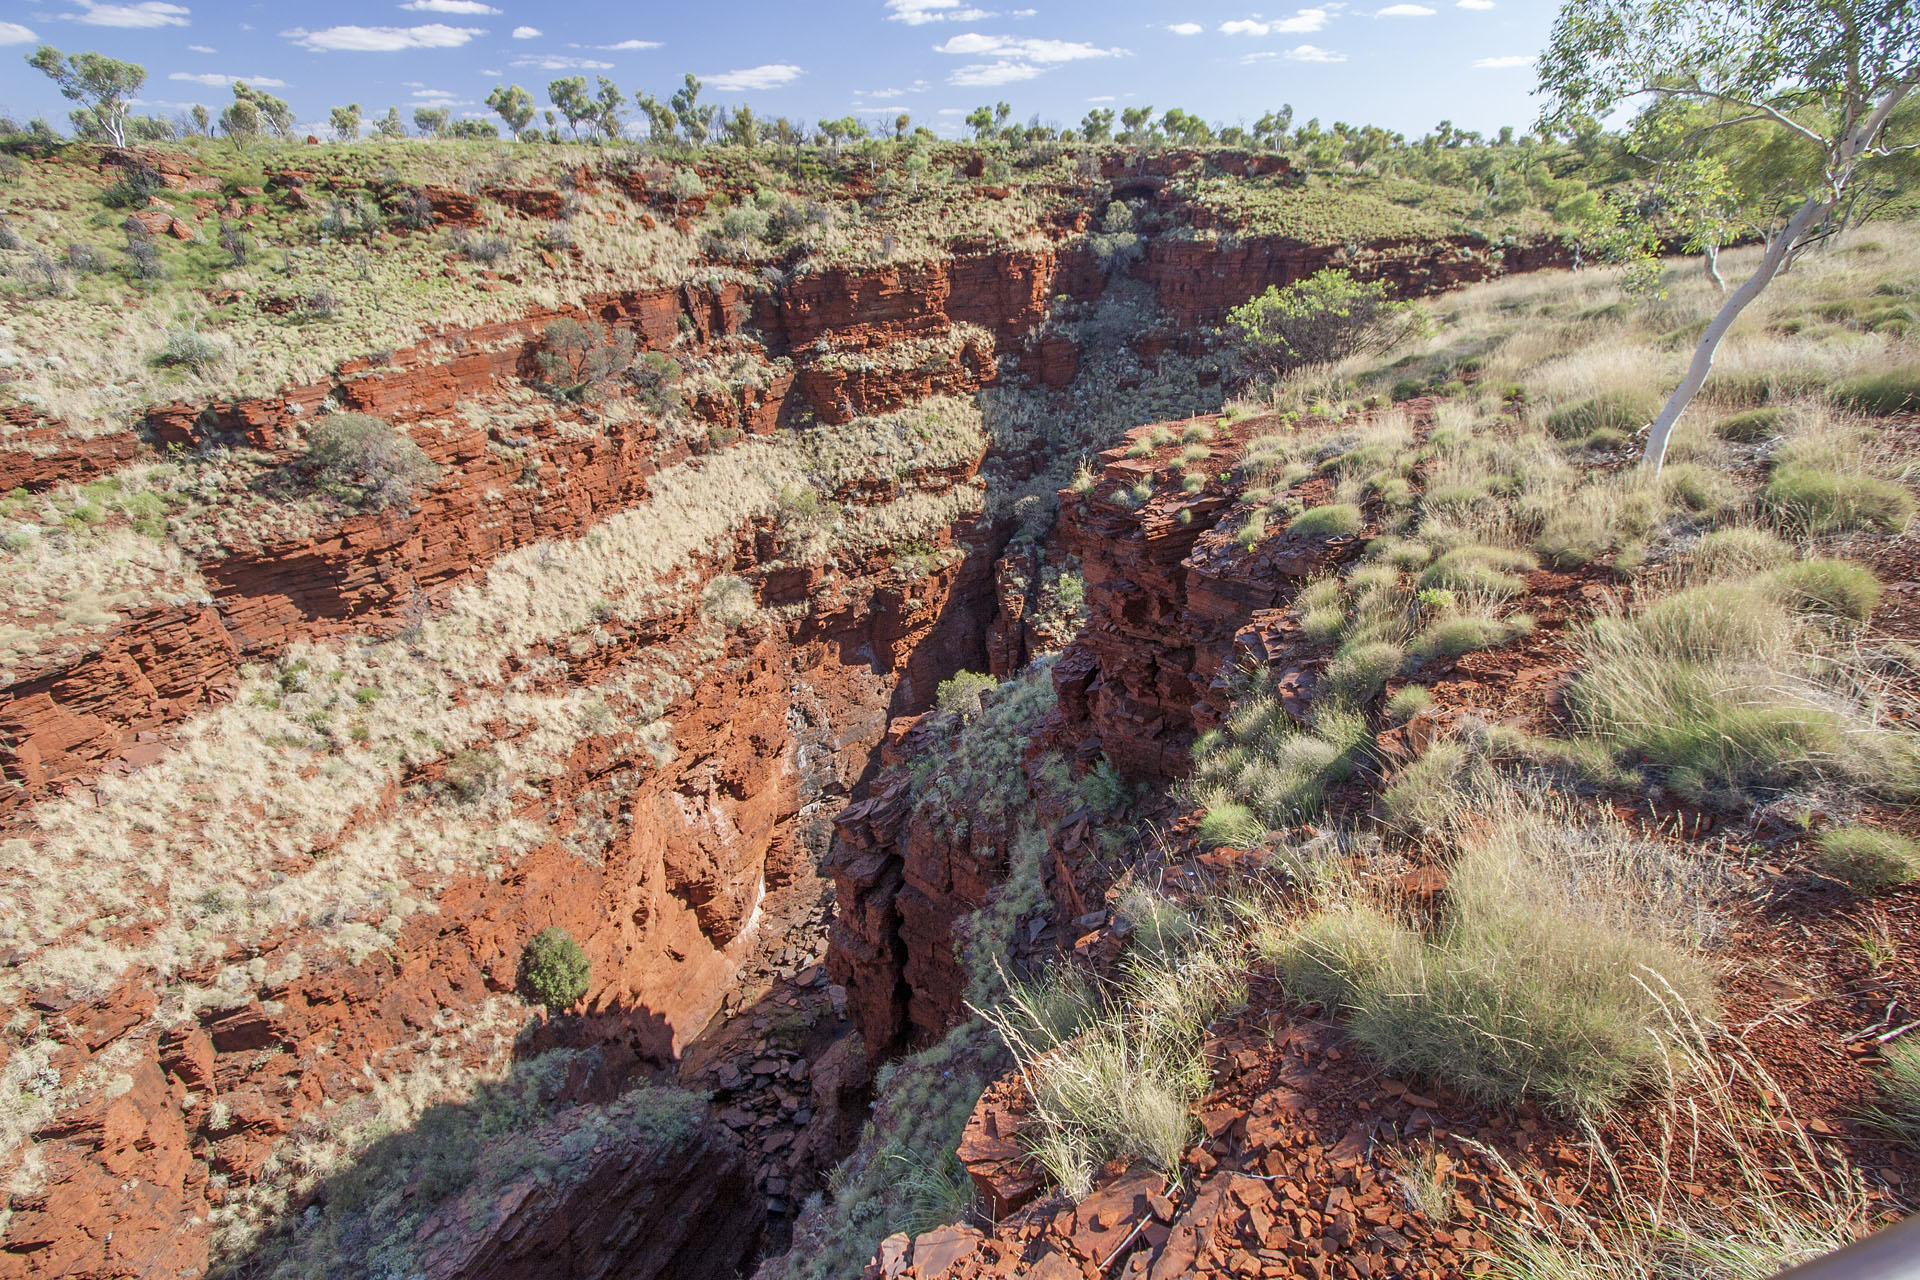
[1567,580,1919,804]
[981,896,1244,1197]
[1275,799,1722,1116]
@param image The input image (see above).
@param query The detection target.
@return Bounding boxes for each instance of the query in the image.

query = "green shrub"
[1287,502,1364,538]
[1832,368,1920,415]
[306,413,441,510]
[1544,391,1656,441]
[1764,464,1914,533]
[1228,269,1428,379]
[936,670,997,718]
[1716,407,1785,442]
[1198,802,1266,849]
[156,327,224,371]
[520,927,591,1012]
[1391,377,1425,402]
[1809,827,1920,891]
[1763,559,1881,621]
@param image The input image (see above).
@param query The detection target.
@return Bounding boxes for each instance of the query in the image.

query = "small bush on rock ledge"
[305,413,441,510]
[521,926,591,1013]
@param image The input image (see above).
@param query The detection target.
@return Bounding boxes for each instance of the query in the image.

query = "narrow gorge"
[0,144,1565,1280]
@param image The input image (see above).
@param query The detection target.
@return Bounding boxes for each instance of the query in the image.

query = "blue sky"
[0,0,1560,139]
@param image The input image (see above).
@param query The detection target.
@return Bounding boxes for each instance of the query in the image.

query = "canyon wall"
[2,208,1559,1279]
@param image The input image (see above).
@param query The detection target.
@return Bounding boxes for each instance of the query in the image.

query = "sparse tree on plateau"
[894,112,911,140]
[727,102,759,148]
[1080,108,1115,142]
[1119,105,1155,142]
[672,74,714,146]
[27,46,144,147]
[635,91,677,144]
[413,107,450,137]
[486,84,536,139]
[233,81,294,138]
[329,103,362,143]
[966,106,994,140]
[190,103,211,136]
[548,77,593,139]
[373,107,405,140]
[1541,0,1920,472]
[593,77,625,142]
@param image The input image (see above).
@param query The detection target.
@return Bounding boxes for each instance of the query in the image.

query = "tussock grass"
[1567,581,1919,804]
[1691,527,1792,576]
[1871,1040,1920,1145]
[982,898,1245,1196]
[1288,502,1364,538]
[1275,798,1722,1116]
[1831,367,1920,415]
[1808,827,1920,892]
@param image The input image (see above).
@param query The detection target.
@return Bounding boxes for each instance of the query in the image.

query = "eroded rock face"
[1,204,1566,1277]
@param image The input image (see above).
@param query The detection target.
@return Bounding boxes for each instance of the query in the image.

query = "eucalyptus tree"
[26,46,143,147]
[1540,0,1920,472]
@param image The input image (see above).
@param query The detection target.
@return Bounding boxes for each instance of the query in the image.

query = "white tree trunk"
[1640,195,1828,473]
[1703,243,1725,294]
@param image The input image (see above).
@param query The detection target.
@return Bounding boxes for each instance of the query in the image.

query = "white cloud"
[408,86,468,103]
[600,38,661,49]
[855,81,930,96]
[399,0,498,12]
[285,23,482,51]
[1286,43,1346,60]
[1219,9,1329,36]
[0,20,38,42]
[1086,94,1116,102]
[169,70,288,86]
[705,63,803,91]
[511,25,540,38]
[948,60,1045,86]
[59,1,189,28]
[1167,21,1203,34]
[510,53,613,69]
[886,0,996,24]
[186,42,213,51]
[1457,0,1494,7]
[1377,3,1436,14]
[933,33,1126,61]
[1473,53,1532,67]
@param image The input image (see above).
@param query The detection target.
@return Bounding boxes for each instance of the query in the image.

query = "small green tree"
[1080,107,1115,142]
[1540,0,1920,473]
[329,103,362,143]
[965,105,994,141]
[536,319,637,401]
[372,106,405,140]
[520,927,591,1013]
[593,76,625,142]
[486,84,536,139]
[27,46,144,148]
[635,90,677,144]
[1227,269,1428,382]
[413,107,450,138]
[671,73,714,146]
[305,414,441,510]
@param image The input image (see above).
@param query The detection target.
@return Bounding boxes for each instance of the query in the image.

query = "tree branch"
[1638,84,1828,149]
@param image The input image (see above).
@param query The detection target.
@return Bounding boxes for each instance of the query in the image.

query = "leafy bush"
[535,318,637,402]
[1765,464,1913,534]
[453,228,512,262]
[1227,269,1426,382]
[1808,827,1920,892]
[305,413,441,510]
[935,670,997,718]
[520,927,591,1012]
[1287,502,1363,538]
[1832,368,1920,415]
[1079,757,1129,814]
